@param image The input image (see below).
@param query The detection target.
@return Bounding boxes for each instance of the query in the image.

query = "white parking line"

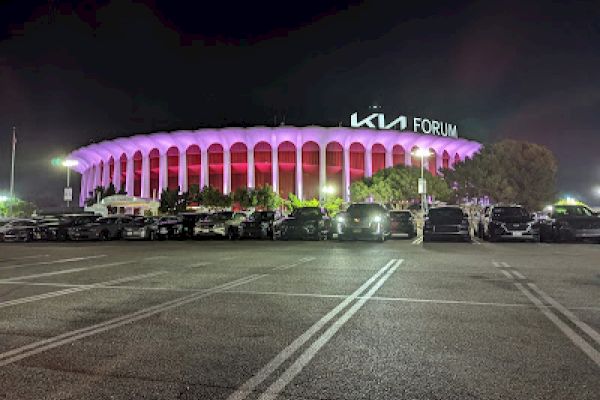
[0,274,267,367]
[412,237,423,245]
[0,254,49,263]
[0,271,167,309]
[227,259,401,400]
[0,261,132,281]
[272,257,315,271]
[1,255,107,270]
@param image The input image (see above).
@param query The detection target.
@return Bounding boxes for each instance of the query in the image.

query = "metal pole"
[9,127,16,216]
[66,167,70,208]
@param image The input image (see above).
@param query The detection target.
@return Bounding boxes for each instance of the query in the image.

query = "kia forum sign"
[350,112,458,138]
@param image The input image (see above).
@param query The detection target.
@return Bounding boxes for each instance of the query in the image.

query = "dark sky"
[1,0,599,206]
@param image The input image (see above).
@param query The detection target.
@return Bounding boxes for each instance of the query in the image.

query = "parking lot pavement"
[0,240,598,399]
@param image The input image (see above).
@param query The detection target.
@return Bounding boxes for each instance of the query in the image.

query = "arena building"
[67,125,481,206]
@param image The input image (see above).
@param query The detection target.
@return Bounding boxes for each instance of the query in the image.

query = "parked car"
[539,204,600,242]
[389,210,417,238]
[37,214,99,241]
[193,211,247,239]
[275,207,332,240]
[155,215,186,240]
[179,213,208,239]
[68,215,133,241]
[423,206,471,242]
[480,205,539,242]
[239,211,281,239]
[0,219,38,242]
[337,203,390,241]
[122,217,158,240]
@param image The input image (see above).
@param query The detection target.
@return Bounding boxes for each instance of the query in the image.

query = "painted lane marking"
[226,259,401,400]
[272,257,315,271]
[1,255,107,270]
[514,282,600,368]
[0,261,132,281]
[0,274,266,367]
[257,261,400,400]
[0,271,167,309]
[412,237,423,245]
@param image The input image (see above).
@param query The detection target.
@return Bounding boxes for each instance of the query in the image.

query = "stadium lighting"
[412,147,431,158]
[62,159,79,167]
[322,185,335,195]
[0,195,8,202]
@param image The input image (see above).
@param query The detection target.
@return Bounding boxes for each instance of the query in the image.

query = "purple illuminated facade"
[67,126,481,206]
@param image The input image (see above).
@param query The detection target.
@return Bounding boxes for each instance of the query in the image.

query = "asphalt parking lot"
[0,239,599,400]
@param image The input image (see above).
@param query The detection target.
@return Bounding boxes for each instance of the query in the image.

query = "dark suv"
[275,207,332,240]
[68,215,133,240]
[480,205,539,242]
[239,211,280,239]
[423,206,471,242]
[389,210,417,238]
[37,214,99,241]
[337,203,390,242]
[539,204,600,242]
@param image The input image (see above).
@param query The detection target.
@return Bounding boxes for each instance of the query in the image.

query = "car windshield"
[210,212,233,221]
[347,204,383,216]
[553,205,594,217]
[492,207,529,218]
[97,218,117,225]
[390,212,411,221]
[429,208,463,218]
[293,208,322,218]
[249,212,274,221]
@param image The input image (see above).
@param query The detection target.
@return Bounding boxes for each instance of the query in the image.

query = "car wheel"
[227,228,236,240]
[100,231,110,241]
[423,235,431,242]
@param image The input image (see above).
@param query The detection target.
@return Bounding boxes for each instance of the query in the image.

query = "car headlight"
[337,217,345,224]
[372,215,382,223]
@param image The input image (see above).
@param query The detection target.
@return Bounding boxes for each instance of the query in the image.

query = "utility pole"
[9,126,16,216]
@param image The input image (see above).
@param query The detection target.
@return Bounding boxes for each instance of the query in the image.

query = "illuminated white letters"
[350,112,458,138]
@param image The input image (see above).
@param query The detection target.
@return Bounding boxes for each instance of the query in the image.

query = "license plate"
[353,228,361,233]
[512,231,523,237]
[127,232,132,236]
[160,228,168,234]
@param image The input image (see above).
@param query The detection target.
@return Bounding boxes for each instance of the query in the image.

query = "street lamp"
[321,185,335,204]
[52,158,79,208]
[412,147,431,214]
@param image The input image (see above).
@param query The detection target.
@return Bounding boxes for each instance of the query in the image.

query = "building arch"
[349,142,365,183]
[371,143,386,175]
[278,141,296,198]
[302,141,319,200]
[230,142,248,193]
[208,143,224,193]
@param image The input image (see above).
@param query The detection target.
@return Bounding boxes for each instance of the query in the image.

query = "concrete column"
[79,169,88,206]
[113,158,121,191]
[247,146,255,189]
[158,153,168,196]
[93,164,102,190]
[405,150,412,167]
[385,147,393,168]
[271,146,279,194]
[179,152,187,193]
[86,168,95,199]
[201,149,208,189]
[295,146,303,200]
[319,145,326,197]
[141,153,150,199]
[365,147,373,178]
[343,147,350,201]
[223,149,231,194]
[435,151,443,175]
[125,157,134,196]
[102,161,110,188]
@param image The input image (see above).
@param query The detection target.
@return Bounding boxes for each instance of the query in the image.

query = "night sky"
[1,0,599,207]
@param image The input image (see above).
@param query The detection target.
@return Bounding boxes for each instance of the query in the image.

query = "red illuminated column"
[295,146,303,200]
[125,157,134,195]
[343,147,350,201]
[141,154,150,198]
[365,148,372,178]
[201,149,208,189]
[272,146,278,193]
[385,147,393,168]
[179,152,187,193]
[223,148,231,194]
[113,158,121,190]
[247,147,255,188]
[158,153,167,196]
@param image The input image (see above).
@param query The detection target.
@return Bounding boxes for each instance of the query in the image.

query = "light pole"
[321,185,335,204]
[52,158,79,208]
[413,147,431,214]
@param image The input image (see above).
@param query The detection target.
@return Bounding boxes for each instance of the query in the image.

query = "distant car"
[337,203,390,242]
[68,215,133,241]
[275,207,332,240]
[239,211,281,239]
[194,211,247,239]
[179,213,208,239]
[539,204,600,242]
[155,215,186,240]
[0,219,37,242]
[423,206,471,242]
[122,217,158,240]
[480,205,539,242]
[389,210,417,238]
[37,214,99,241]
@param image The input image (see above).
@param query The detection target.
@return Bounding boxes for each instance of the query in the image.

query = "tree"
[349,165,451,204]
[0,198,37,217]
[198,186,232,208]
[233,187,257,209]
[443,140,557,210]
[159,187,187,214]
[255,185,282,210]
[104,183,116,197]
